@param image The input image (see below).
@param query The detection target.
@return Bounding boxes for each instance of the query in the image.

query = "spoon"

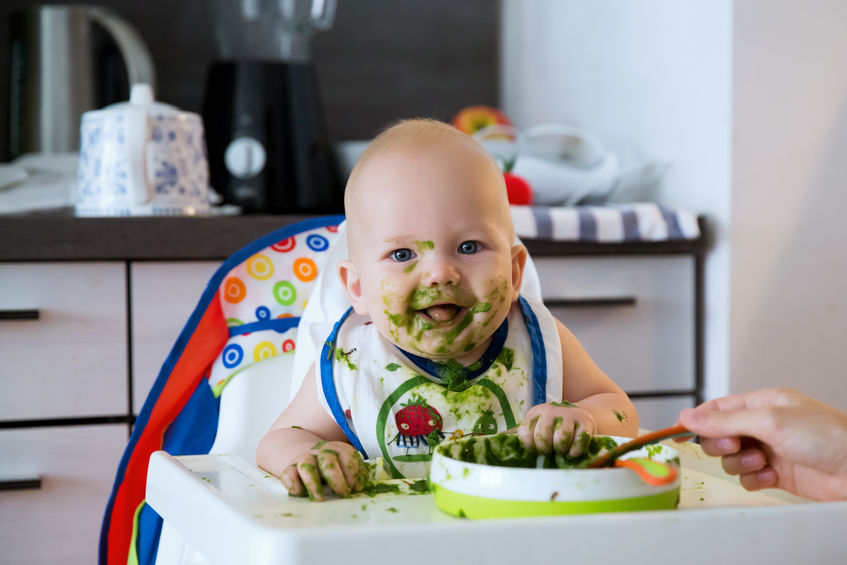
[585,425,694,469]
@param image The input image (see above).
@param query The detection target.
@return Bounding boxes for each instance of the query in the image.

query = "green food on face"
[613,409,628,423]
[410,287,442,309]
[437,433,619,469]
[470,302,492,314]
[415,240,434,252]
[385,363,401,372]
[403,260,419,273]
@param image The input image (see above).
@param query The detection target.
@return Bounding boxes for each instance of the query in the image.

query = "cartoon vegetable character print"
[472,408,498,435]
[390,394,444,448]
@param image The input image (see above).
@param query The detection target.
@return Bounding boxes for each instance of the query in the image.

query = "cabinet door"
[0,263,127,420]
[0,424,128,564]
[130,262,220,414]
[534,256,695,394]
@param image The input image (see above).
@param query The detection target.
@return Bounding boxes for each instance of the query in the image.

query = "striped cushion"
[510,203,700,242]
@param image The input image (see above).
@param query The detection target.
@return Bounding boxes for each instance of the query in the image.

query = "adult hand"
[678,387,847,501]
[279,440,368,501]
[518,402,597,456]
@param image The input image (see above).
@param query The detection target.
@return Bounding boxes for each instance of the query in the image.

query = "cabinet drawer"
[534,256,695,393]
[0,263,127,420]
[632,396,696,431]
[0,424,128,564]
[131,262,220,414]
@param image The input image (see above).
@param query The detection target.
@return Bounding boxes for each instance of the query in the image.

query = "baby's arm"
[518,319,639,455]
[256,364,367,500]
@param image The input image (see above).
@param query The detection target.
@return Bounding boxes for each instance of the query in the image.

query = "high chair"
[99,215,544,565]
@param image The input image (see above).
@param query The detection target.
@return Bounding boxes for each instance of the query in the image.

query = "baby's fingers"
[336,448,367,492]
[552,418,576,454]
[517,416,539,452]
[280,463,306,497]
[568,420,596,458]
[532,413,556,454]
[316,449,350,497]
[296,455,324,501]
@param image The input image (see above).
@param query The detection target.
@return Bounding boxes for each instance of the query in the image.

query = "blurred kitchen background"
[1,0,846,412]
[0,0,499,158]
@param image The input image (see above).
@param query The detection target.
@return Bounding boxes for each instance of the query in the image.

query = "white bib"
[318,296,563,478]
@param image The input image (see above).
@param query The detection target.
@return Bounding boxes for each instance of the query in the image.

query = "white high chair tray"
[146,441,847,565]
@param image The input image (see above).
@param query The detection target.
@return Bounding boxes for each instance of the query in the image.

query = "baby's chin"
[388,331,492,363]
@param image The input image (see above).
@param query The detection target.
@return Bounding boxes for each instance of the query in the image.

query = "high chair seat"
[100,215,544,565]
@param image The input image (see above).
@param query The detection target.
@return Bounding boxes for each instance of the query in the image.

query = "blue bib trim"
[320,307,368,457]
[397,317,509,383]
[518,296,548,406]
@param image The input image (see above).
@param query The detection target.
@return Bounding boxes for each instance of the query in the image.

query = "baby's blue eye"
[391,248,414,262]
[458,241,480,254]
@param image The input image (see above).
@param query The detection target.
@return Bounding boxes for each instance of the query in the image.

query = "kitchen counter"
[0,214,707,262]
[146,441,846,565]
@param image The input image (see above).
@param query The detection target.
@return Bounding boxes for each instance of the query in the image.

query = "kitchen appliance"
[202,0,342,214]
[8,5,156,158]
[76,84,210,217]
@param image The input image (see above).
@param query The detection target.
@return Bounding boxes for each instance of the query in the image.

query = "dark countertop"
[0,214,708,262]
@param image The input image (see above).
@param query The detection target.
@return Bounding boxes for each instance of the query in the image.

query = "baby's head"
[338,118,526,360]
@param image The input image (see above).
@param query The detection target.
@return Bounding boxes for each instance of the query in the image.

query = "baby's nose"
[422,256,460,287]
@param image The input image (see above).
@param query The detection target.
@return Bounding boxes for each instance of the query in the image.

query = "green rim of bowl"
[432,484,680,519]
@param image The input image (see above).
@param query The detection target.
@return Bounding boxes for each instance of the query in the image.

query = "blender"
[203,0,342,214]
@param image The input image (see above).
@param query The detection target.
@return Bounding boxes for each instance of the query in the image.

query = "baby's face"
[344,136,523,360]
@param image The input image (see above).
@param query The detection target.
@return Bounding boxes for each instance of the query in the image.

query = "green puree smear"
[436,433,619,469]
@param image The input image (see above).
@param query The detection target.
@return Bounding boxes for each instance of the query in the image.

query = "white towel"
[510,203,700,242]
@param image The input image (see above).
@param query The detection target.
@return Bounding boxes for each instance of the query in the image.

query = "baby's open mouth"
[418,303,465,323]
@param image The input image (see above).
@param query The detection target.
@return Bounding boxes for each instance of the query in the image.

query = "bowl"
[429,434,680,519]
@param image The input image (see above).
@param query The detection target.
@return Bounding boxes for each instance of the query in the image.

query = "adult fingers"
[552,418,575,455]
[280,463,305,497]
[316,449,350,497]
[296,454,324,501]
[699,436,741,456]
[739,466,779,491]
[720,447,768,476]
[679,406,775,443]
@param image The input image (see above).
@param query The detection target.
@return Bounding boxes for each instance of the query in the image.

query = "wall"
[501,0,733,402]
[502,0,847,411]
[731,0,847,409]
[0,0,498,160]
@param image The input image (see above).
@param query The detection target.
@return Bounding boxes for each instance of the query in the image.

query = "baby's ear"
[510,244,527,301]
[338,260,369,315]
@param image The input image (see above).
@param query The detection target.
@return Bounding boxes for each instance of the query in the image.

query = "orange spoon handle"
[586,425,693,468]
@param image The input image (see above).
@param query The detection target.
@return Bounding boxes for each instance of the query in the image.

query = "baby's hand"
[279,440,368,501]
[517,401,598,456]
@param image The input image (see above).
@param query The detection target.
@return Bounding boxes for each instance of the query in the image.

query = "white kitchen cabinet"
[535,256,695,394]
[0,424,128,564]
[130,262,220,414]
[0,263,128,420]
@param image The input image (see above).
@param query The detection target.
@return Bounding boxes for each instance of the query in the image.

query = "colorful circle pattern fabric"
[210,224,341,395]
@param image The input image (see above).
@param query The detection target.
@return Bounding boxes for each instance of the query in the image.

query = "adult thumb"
[679,406,769,441]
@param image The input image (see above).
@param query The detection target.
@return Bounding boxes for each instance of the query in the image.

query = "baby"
[256,118,638,499]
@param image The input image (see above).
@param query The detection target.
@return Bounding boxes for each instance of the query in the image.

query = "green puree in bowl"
[436,433,618,469]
